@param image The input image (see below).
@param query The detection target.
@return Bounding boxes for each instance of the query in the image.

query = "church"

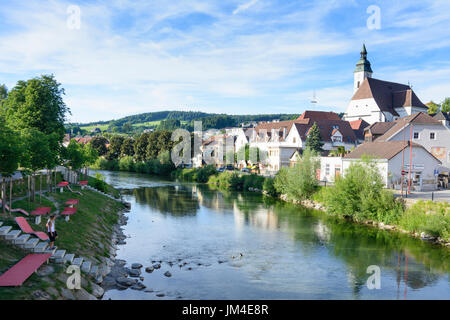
[343,45,428,124]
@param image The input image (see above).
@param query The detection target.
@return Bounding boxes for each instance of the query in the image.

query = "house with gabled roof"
[343,45,428,124]
[342,140,441,191]
[249,111,358,173]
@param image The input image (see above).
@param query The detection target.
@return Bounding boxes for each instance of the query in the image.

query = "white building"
[343,45,428,124]
[371,112,450,169]
[342,140,441,191]
[249,111,358,173]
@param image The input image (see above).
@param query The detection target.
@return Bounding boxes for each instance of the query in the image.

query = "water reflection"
[96,170,449,299]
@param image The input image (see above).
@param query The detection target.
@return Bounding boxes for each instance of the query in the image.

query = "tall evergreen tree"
[305,122,324,152]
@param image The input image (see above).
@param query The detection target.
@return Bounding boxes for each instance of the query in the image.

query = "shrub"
[92,173,107,192]
[273,148,320,201]
[242,174,265,191]
[119,156,135,172]
[263,177,278,197]
[321,157,403,224]
[399,201,450,241]
[195,165,216,183]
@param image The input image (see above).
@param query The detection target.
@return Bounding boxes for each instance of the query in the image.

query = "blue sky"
[0,0,449,123]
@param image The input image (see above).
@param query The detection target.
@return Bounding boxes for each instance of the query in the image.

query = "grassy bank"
[0,179,126,299]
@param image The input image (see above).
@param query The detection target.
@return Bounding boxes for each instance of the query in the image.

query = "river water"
[96,170,449,300]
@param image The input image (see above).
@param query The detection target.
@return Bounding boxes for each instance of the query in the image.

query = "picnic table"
[65,199,80,207]
[30,207,51,224]
[79,181,88,190]
[56,181,69,193]
[61,207,78,221]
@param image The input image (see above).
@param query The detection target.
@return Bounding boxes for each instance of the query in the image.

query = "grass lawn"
[0,180,125,299]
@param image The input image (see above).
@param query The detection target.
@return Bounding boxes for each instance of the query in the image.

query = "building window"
[430,132,436,140]
[293,137,296,143]
[325,164,330,176]
[357,81,360,88]
[413,132,419,139]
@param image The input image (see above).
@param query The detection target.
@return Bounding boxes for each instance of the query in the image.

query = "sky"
[0,0,449,123]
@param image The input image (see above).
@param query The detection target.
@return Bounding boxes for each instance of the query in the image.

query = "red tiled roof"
[293,119,357,143]
[297,111,341,121]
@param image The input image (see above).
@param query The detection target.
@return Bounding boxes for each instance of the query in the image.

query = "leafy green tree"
[106,135,125,160]
[65,140,86,171]
[122,121,133,133]
[89,136,109,156]
[305,122,323,152]
[0,116,21,176]
[2,75,70,140]
[0,116,21,213]
[134,133,151,161]
[427,101,440,114]
[121,138,135,157]
[20,128,52,201]
[441,97,450,113]
[0,84,7,107]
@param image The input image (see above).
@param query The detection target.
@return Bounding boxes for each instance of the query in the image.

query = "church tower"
[353,44,373,93]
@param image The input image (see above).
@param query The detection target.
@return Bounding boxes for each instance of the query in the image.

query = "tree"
[3,75,70,140]
[0,84,7,107]
[20,129,52,201]
[441,97,450,113]
[0,116,21,214]
[89,136,109,157]
[106,135,125,160]
[427,101,440,115]
[305,122,324,152]
[134,133,151,161]
[121,138,135,157]
[65,140,85,171]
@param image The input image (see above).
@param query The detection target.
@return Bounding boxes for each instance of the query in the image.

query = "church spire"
[353,44,373,93]
[354,43,373,73]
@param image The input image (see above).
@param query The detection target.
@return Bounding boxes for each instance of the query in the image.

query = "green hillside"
[67,110,300,135]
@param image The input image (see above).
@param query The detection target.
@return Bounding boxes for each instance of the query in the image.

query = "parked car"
[241,168,251,173]
[217,167,225,172]
[225,165,235,171]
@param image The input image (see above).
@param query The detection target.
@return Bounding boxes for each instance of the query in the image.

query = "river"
[95,170,449,300]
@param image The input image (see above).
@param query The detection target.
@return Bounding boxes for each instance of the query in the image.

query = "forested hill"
[68,111,300,135]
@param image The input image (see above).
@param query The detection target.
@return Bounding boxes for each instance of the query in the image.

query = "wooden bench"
[0,254,52,287]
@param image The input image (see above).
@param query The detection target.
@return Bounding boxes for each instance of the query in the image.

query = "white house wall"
[387,123,450,168]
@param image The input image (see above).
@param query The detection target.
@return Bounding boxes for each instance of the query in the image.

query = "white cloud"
[233,0,259,15]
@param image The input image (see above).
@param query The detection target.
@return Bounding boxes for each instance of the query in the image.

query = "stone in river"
[145,267,154,273]
[164,271,172,277]
[126,268,141,277]
[153,263,161,269]
[131,263,143,269]
[116,277,137,287]
[131,282,146,291]
[156,293,165,297]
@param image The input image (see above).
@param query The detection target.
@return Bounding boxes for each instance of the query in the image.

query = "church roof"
[351,78,428,116]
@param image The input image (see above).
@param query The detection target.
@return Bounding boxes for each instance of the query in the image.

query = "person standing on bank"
[46,214,58,249]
